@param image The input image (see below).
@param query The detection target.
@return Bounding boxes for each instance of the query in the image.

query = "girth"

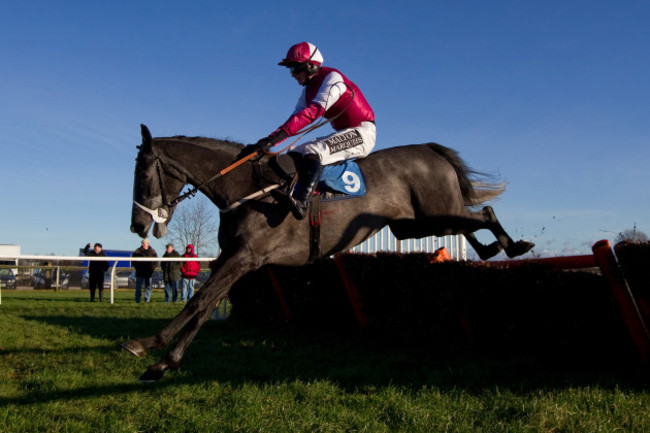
[308,194,322,264]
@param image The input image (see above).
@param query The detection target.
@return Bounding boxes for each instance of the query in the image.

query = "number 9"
[342,171,361,193]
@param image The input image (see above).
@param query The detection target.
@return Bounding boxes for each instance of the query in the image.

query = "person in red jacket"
[180,244,199,301]
[246,41,376,219]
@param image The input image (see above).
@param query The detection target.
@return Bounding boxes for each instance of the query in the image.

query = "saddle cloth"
[318,160,366,198]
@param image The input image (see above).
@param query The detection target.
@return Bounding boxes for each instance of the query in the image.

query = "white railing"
[0,255,215,305]
[349,227,467,260]
[0,233,466,305]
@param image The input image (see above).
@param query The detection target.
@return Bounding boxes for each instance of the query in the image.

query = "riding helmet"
[278,42,323,75]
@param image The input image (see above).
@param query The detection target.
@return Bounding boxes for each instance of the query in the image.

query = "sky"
[1,0,649,259]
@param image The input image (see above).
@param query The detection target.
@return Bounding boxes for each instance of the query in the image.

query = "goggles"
[289,63,308,74]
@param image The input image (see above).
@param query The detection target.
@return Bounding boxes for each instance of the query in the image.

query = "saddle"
[269,153,367,201]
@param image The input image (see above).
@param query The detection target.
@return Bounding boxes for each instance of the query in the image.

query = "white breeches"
[289,121,376,165]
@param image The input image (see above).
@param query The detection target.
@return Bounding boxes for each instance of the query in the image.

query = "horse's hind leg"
[476,206,534,258]
[464,232,503,261]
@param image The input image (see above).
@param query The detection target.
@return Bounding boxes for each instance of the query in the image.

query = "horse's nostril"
[130,224,142,234]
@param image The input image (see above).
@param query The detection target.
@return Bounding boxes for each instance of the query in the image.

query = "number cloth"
[320,160,366,197]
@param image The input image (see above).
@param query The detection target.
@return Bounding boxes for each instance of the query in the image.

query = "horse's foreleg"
[139,312,216,382]
[121,256,235,358]
[138,283,230,382]
[139,298,220,382]
[121,294,211,358]
[135,252,260,382]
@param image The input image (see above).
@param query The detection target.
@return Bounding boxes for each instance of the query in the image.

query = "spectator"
[43,262,53,290]
[83,242,109,302]
[180,244,199,302]
[161,243,181,303]
[131,238,158,303]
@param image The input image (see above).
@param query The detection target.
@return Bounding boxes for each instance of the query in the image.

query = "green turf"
[1,290,649,432]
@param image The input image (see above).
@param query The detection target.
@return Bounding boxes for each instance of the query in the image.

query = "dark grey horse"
[124,124,534,381]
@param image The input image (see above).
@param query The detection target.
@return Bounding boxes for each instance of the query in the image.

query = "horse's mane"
[164,135,245,151]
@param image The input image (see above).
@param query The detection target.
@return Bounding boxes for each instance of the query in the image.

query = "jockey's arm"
[249,72,347,153]
[275,73,346,136]
[247,101,324,153]
[278,102,325,136]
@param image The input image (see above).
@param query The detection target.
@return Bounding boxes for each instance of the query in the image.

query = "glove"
[241,130,289,156]
[252,137,274,152]
[240,138,272,157]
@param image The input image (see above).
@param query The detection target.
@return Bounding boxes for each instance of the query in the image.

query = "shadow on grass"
[16,314,174,342]
[3,313,650,408]
[6,296,93,303]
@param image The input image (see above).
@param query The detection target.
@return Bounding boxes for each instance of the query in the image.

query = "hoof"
[121,340,148,358]
[139,367,164,383]
[507,240,535,258]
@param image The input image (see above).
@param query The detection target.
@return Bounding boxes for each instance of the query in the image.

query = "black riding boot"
[288,154,322,220]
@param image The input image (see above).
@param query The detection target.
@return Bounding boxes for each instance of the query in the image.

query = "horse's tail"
[426,143,505,207]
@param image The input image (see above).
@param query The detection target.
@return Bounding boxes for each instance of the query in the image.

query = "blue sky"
[2,0,648,258]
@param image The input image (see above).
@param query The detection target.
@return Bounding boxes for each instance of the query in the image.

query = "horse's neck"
[155,138,253,210]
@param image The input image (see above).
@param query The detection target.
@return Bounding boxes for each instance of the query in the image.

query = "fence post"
[592,239,650,362]
[266,267,291,321]
[54,265,60,291]
[110,262,118,305]
[334,255,368,328]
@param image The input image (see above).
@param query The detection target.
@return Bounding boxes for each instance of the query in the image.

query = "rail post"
[334,255,368,328]
[592,239,650,362]
[266,267,291,321]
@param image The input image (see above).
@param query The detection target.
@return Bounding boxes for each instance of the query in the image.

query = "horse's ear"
[140,124,152,150]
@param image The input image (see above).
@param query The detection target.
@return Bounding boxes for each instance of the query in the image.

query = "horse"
[124,124,534,381]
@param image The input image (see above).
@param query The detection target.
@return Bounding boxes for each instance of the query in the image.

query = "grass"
[1,290,650,432]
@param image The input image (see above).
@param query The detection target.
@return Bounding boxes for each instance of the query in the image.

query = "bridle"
[134,145,263,223]
[155,158,173,209]
[135,83,357,222]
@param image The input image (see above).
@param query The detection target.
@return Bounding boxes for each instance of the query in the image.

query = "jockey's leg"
[278,122,376,219]
[287,154,321,220]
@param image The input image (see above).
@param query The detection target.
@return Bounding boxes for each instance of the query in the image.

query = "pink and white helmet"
[278,42,324,67]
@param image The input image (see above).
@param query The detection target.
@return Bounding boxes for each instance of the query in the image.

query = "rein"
[158,84,356,211]
[163,150,260,209]
[220,184,281,213]
[160,110,336,210]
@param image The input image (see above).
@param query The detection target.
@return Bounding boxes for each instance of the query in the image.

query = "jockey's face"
[290,68,308,85]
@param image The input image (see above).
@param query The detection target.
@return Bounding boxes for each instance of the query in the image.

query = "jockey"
[247,41,376,219]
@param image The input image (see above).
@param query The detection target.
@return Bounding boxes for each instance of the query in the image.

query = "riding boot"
[288,154,322,220]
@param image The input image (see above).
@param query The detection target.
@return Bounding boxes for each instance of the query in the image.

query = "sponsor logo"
[324,130,363,154]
